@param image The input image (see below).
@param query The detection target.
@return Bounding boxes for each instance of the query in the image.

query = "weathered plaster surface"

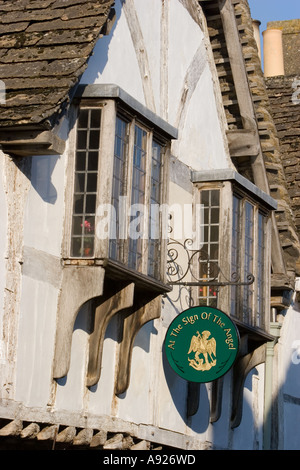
[0,153,31,400]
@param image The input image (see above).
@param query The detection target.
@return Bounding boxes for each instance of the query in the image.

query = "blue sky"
[248,0,300,33]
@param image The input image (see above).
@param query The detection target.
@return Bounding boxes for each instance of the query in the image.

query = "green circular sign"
[165,306,239,383]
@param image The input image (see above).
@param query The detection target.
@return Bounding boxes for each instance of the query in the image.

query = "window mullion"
[124,118,135,267]
[141,130,153,275]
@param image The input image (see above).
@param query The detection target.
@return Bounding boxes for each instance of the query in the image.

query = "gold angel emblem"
[188,330,217,371]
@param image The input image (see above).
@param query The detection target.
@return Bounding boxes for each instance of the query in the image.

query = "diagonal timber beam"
[231,343,266,428]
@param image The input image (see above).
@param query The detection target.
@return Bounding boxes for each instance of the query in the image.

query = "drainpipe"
[263,315,281,450]
[263,28,285,77]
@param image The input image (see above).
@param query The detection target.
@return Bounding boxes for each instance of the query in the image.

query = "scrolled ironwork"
[166,238,254,288]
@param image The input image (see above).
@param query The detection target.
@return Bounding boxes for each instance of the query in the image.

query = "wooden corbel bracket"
[53,265,105,379]
[231,343,266,428]
[115,294,162,395]
[187,374,224,420]
[86,282,135,387]
[210,377,224,423]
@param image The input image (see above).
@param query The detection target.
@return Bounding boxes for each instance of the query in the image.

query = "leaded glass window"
[198,189,220,307]
[71,108,101,257]
[128,125,147,271]
[231,195,267,329]
[110,116,128,261]
[148,140,163,279]
[69,100,170,285]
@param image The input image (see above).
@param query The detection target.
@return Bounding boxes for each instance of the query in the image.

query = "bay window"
[193,169,276,336]
[65,85,177,290]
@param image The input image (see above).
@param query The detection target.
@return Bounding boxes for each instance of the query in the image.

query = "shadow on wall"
[162,347,266,449]
[79,0,122,84]
[162,307,300,450]
[30,155,60,204]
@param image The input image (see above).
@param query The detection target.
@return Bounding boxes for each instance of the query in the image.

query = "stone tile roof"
[0,0,115,129]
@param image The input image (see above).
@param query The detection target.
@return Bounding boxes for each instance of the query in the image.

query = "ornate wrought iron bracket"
[166,238,254,288]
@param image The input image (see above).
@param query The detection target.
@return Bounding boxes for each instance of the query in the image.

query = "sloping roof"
[0,0,115,129]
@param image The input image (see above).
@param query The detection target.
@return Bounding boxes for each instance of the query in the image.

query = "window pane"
[210,243,219,260]
[85,194,96,214]
[89,130,100,149]
[211,190,220,206]
[86,173,97,192]
[211,208,219,224]
[203,208,209,225]
[90,109,101,128]
[88,152,99,171]
[71,237,82,257]
[201,190,209,206]
[77,130,87,150]
[78,109,88,129]
[74,173,85,193]
[72,216,83,235]
[76,152,86,171]
[73,194,84,214]
[211,225,219,242]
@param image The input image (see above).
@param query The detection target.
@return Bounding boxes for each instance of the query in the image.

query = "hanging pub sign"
[165,306,239,383]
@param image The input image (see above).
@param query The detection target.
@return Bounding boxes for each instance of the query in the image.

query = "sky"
[248,0,300,34]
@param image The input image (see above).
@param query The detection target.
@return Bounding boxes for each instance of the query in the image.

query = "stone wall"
[266,76,300,245]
